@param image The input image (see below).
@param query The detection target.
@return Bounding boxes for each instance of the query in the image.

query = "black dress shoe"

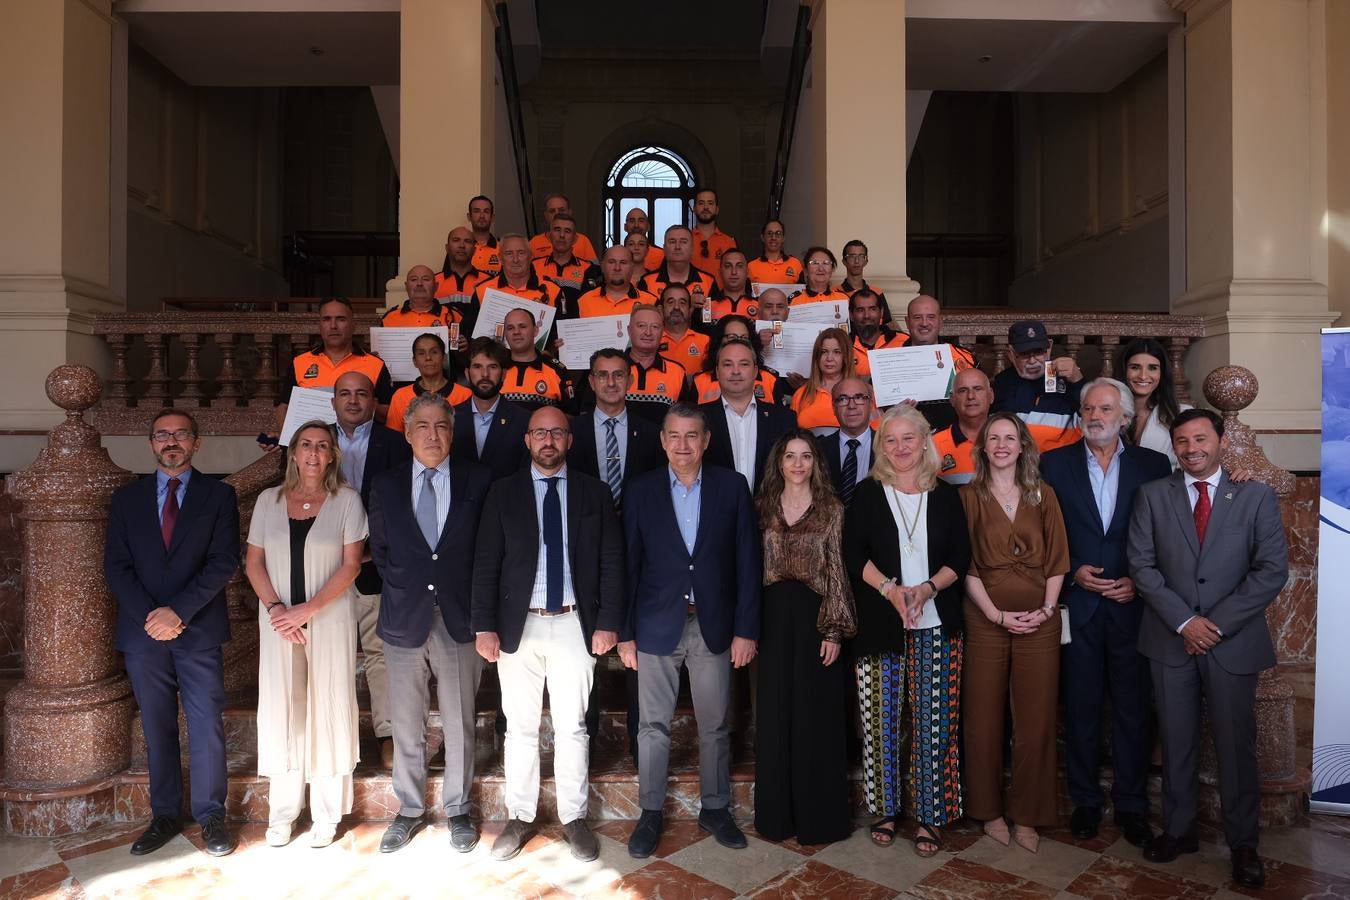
[1231,846,1266,887]
[379,814,426,853]
[1144,832,1199,863]
[448,814,479,853]
[698,807,748,849]
[628,810,664,859]
[200,815,235,857]
[1070,806,1101,840]
[1115,811,1154,848]
[130,816,182,856]
[490,818,535,860]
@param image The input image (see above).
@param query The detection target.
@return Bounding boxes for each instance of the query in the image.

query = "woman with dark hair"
[795,246,850,306]
[959,412,1069,853]
[790,328,857,432]
[844,405,969,857]
[691,314,784,404]
[245,421,367,848]
[747,220,805,286]
[385,332,470,433]
[754,429,856,845]
[1113,338,1192,467]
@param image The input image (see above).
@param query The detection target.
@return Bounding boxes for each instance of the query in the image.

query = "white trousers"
[496,610,595,823]
[266,644,354,827]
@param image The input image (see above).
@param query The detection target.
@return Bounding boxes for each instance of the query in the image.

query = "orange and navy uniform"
[852,328,909,377]
[747,255,804,287]
[502,354,573,414]
[932,422,978,485]
[626,355,692,424]
[790,384,884,431]
[533,254,603,317]
[529,231,598,264]
[991,366,1083,452]
[642,244,664,273]
[690,227,737,284]
[380,299,462,329]
[281,346,393,404]
[434,267,490,323]
[838,277,894,324]
[385,380,472,433]
[792,286,852,307]
[692,368,783,406]
[660,329,710,371]
[705,289,759,323]
[472,235,502,276]
[640,263,717,307]
[474,271,565,312]
[577,284,657,318]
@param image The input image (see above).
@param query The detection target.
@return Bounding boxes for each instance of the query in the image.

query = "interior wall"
[1327,0,1350,324]
[1008,52,1170,312]
[125,44,288,311]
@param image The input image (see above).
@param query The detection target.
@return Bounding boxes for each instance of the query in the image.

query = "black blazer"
[699,399,797,491]
[843,478,970,657]
[567,411,665,494]
[620,464,761,655]
[354,423,413,595]
[819,428,876,501]
[471,468,625,654]
[451,397,529,481]
[1041,439,1171,622]
[367,459,493,648]
[104,469,241,653]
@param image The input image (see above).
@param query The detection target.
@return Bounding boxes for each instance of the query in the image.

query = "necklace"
[890,487,925,556]
[991,484,1019,516]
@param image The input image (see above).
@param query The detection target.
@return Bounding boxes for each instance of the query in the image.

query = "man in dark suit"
[452,336,529,481]
[472,407,625,862]
[332,371,411,770]
[105,409,240,857]
[368,392,493,855]
[700,338,796,491]
[819,377,876,504]
[1041,378,1171,847]
[1129,408,1289,888]
[567,348,665,510]
[619,402,761,858]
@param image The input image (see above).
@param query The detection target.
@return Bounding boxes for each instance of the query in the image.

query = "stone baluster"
[142,335,169,405]
[1,366,135,835]
[1099,335,1119,379]
[104,334,130,403]
[1168,337,1193,404]
[1064,333,1085,370]
[215,333,242,405]
[991,334,1009,374]
[252,333,278,406]
[177,332,203,405]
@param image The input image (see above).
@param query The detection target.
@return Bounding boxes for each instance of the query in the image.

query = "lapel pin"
[1224,492,1233,500]
[499,418,506,426]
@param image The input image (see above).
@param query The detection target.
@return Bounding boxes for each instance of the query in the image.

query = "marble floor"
[0,813,1347,899]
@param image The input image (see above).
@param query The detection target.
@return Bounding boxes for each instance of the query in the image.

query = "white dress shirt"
[723,398,758,489]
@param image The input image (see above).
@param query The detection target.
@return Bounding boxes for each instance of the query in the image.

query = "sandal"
[914,823,943,858]
[869,817,897,847]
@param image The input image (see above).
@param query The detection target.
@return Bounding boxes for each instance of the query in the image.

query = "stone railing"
[91,309,1205,435]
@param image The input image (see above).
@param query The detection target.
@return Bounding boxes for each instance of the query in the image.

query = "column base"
[2,676,134,788]
[0,777,119,837]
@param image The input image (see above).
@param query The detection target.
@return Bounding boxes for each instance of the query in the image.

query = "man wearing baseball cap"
[992,319,1083,451]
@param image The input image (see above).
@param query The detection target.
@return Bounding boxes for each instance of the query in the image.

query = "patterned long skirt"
[855,626,963,824]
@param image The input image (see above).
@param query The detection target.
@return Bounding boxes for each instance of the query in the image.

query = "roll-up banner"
[1314,328,1350,814]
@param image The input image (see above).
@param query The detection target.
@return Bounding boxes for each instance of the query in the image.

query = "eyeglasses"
[151,429,195,443]
[833,394,871,406]
[807,259,833,268]
[843,253,867,261]
[527,427,571,441]
[763,230,784,238]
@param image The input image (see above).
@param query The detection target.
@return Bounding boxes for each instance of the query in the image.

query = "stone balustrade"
[91,309,1205,435]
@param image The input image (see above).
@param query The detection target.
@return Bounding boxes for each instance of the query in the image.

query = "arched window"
[603,146,697,251]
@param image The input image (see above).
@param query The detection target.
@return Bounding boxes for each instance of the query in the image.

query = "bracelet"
[997,611,1005,626]
[1042,605,1057,618]
[921,579,937,597]
[878,577,896,595]
[266,601,284,611]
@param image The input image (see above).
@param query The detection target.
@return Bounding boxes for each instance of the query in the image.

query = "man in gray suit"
[1128,409,1288,888]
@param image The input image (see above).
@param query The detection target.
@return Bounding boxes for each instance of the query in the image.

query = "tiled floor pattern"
[0,814,1346,899]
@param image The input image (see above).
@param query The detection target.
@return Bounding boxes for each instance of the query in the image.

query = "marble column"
[1,366,135,836]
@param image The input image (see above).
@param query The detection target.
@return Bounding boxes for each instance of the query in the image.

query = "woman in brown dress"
[754,429,857,845]
[960,412,1069,853]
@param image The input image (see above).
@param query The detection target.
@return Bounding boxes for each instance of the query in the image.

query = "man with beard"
[993,318,1084,451]
[467,195,502,276]
[577,245,656,317]
[472,406,624,862]
[933,367,993,486]
[500,308,573,415]
[659,284,710,370]
[848,288,907,378]
[641,225,716,310]
[690,188,737,283]
[528,194,598,263]
[451,336,529,481]
[532,213,602,317]
[434,227,489,329]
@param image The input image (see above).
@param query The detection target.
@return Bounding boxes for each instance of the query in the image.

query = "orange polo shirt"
[283,347,392,403]
[790,384,883,431]
[642,245,664,273]
[706,290,759,322]
[471,236,502,277]
[933,422,978,485]
[380,299,462,328]
[690,227,737,283]
[792,287,852,307]
[434,267,490,305]
[502,355,572,411]
[626,355,691,423]
[577,284,657,318]
[473,272,565,310]
[386,381,472,433]
[640,263,717,304]
[660,329,710,370]
[748,255,805,287]
[529,232,598,264]
[852,329,909,377]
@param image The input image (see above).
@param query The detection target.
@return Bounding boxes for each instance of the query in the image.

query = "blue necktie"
[603,418,623,507]
[543,476,564,611]
[416,468,439,549]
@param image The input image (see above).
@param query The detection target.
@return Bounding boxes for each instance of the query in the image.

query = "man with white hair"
[1039,378,1171,847]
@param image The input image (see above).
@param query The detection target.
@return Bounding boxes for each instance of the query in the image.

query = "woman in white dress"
[1115,338,1191,468]
[245,420,367,848]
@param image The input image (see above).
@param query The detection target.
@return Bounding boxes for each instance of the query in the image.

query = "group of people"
[101,191,1289,891]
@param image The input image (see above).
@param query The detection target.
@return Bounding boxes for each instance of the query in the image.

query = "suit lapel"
[1069,444,1106,534]
[1197,471,1234,561]
[389,464,422,548]
[1107,452,1142,535]
[1167,472,1201,557]
[564,470,580,568]
[165,469,201,558]
[661,472,694,560]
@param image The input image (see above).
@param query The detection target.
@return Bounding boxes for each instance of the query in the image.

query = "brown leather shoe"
[563,819,599,862]
[490,818,536,861]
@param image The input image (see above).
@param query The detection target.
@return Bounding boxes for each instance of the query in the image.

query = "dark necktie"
[543,476,564,611]
[603,418,623,507]
[1194,481,1211,544]
[840,439,860,505]
[161,477,181,549]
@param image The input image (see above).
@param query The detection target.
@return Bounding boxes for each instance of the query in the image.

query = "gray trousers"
[637,614,731,812]
[1151,655,1260,849]
[384,612,483,818]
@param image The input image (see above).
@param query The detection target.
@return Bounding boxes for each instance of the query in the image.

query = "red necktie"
[1193,481,1211,544]
[162,477,181,549]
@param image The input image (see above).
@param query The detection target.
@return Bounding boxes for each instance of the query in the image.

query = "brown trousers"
[962,599,1061,826]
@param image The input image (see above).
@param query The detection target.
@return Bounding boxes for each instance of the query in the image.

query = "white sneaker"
[308,824,337,848]
[265,822,294,847]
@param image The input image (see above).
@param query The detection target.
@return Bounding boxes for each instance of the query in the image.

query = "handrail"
[495,2,537,237]
[767,4,813,221]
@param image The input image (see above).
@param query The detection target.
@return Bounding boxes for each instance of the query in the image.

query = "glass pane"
[654,197,684,244]
[603,198,616,249]
[621,159,680,188]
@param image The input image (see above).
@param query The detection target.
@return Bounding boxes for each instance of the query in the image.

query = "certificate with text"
[869,343,958,406]
[368,326,449,382]
[754,320,835,378]
[556,315,630,371]
[279,386,338,444]
[472,289,557,351]
[785,299,850,328]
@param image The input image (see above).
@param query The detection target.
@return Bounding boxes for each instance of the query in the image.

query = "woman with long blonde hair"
[789,328,857,433]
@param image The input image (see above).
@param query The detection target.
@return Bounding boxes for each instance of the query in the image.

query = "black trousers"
[753,581,851,844]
